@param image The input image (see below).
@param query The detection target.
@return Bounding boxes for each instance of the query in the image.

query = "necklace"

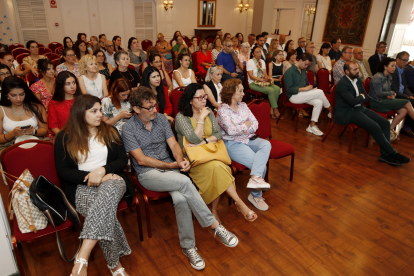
[11,104,25,115]
[120,69,135,82]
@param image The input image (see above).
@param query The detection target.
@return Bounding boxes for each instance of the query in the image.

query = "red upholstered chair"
[322,85,369,153]
[306,70,314,87]
[243,66,265,99]
[39,48,52,55]
[0,140,75,276]
[130,157,170,239]
[191,52,205,83]
[47,42,63,53]
[38,43,45,48]
[128,64,135,71]
[363,77,397,119]
[277,75,312,131]
[141,39,153,51]
[170,86,186,117]
[51,58,60,66]
[15,53,29,65]
[55,46,64,54]
[11,48,30,58]
[317,68,331,102]
[8,43,24,53]
[44,52,60,60]
[184,36,192,47]
[26,72,43,86]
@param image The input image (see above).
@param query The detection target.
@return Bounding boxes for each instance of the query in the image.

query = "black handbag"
[29,175,82,262]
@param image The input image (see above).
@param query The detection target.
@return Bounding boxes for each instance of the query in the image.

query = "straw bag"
[7,169,48,233]
[254,78,274,88]
[183,136,231,167]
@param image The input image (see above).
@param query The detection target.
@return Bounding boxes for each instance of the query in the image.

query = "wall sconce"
[163,0,173,11]
[239,0,249,13]
[305,5,316,15]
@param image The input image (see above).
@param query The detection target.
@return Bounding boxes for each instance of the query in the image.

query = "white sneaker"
[328,112,332,119]
[182,247,205,270]
[306,125,324,136]
[246,176,270,191]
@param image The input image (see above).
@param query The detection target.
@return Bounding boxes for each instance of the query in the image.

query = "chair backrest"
[38,43,45,48]
[243,66,250,89]
[39,48,52,55]
[141,39,153,51]
[248,99,272,139]
[184,37,192,47]
[15,53,29,65]
[170,86,186,117]
[44,52,60,60]
[52,58,60,66]
[26,72,43,86]
[48,42,63,52]
[0,140,61,190]
[128,64,135,71]
[306,70,314,87]
[192,52,198,73]
[363,77,371,93]
[11,48,30,58]
[8,43,24,53]
[55,46,64,54]
[317,68,330,94]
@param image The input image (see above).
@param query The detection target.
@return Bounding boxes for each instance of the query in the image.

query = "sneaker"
[248,194,269,211]
[327,112,332,119]
[213,225,238,247]
[393,153,411,164]
[306,125,324,136]
[378,154,402,166]
[182,247,205,270]
[246,176,270,191]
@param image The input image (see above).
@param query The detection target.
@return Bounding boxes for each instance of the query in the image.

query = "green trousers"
[249,83,280,108]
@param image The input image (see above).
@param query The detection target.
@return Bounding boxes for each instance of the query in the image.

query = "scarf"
[252,57,264,79]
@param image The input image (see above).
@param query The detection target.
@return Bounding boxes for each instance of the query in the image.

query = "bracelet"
[197,121,205,125]
[3,133,11,142]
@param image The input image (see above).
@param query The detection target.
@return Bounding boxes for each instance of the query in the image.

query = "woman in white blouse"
[78,54,108,99]
[316,43,332,72]
[172,53,197,89]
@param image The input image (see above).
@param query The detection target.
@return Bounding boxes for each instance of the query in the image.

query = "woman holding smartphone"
[0,76,48,152]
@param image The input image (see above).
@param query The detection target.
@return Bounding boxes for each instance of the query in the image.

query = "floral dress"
[22,55,47,69]
[29,79,53,108]
[101,97,131,135]
[56,63,81,78]
[157,41,173,74]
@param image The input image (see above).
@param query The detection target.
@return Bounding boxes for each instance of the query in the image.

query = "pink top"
[30,79,53,108]
[216,102,258,144]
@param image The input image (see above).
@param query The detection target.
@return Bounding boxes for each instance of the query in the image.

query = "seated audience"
[171,30,182,47]
[54,94,133,276]
[113,36,123,51]
[56,48,80,78]
[267,39,279,61]
[149,53,173,93]
[156,33,174,74]
[284,53,331,136]
[369,57,414,141]
[405,59,414,96]
[254,34,268,62]
[99,34,107,51]
[247,33,256,48]
[368,41,387,75]
[175,83,257,222]
[128,37,146,77]
[391,51,412,99]
[335,61,410,166]
[278,34,286,50]
[236,42,250,73]
[30,59,56,108]
[247,46,281,119]
[231,37,240,56]
[73,40,91,62]
[141,66,173,122]
[284,40,294,59]
[333,46,353,84]
[88,36,100,53]
[203,65,224,109]
[283,49,297,74]
[122,86,238,271]
[296,37,306,57]
[172,53,197,89]
[329,37,342,64]
[305,41,319,84]
[78,54,108,98]
[94,49,114,81]
[22,40,48,77]
[262,32,270,49]
[216,79,272,211]
[196,39,213,75]
[48,71,82,141]
[0,76,47,152]
[223,33,232,42]
[211,37,223,63]
[268,50,284,87]
[102,78,133,134]
[352,48,372,81]
[77,33,87,43]
[189,36,199,54]
[0,52,27,76]
[217,40,245,89]
[104,40,116,68]
[109,50,141,88]
[63,37,73,50]
[141,46,160,73]
[316,43,333,71]
[173,36,193,69]
[236,32,244,46]
[0,64,12,91]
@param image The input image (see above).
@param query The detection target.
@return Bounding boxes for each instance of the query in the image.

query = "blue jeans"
[224,138,271,198]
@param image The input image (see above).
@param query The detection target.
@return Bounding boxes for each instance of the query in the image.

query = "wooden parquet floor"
[2,109,414,276]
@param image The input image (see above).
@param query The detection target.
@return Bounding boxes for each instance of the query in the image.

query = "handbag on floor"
[183,136,231,167]
[30,175,82,262]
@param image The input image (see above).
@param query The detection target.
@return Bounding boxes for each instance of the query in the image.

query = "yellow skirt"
[189,160,235,204]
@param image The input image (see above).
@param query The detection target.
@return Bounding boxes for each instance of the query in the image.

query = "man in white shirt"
[104,41,116,68]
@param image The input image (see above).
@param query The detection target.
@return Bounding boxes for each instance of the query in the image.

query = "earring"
[6,96,9,100]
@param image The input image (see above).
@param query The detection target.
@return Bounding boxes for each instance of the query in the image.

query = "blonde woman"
[88,36,101,53]
[267,39,279,61]
[203,65,224,109]
[156,33,173,73]
[78,54,108,99]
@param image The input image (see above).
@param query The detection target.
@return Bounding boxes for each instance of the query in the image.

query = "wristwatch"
[203,138,209,144]
[33,129,37,136]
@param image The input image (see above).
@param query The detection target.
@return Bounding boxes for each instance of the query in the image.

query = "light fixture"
[239,0,249,13]
[163,0,173,11]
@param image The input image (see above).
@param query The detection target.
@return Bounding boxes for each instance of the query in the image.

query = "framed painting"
[322,0,373,46]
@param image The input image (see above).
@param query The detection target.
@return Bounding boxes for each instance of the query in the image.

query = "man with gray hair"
[368,41,387,75]
[104,40,116,67]
[333,46,353,84]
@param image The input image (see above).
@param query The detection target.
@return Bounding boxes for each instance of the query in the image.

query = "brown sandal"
[235,203,258,222]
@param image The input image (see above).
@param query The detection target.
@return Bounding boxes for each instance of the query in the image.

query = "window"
[134,0,156,43]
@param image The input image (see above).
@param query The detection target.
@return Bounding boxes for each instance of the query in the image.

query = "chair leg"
[290,153,295,181]
[276,106,287,124]
[295,109,299,132]
[135,200,144,242]
[264,161,269,183]
[141,195,152,238]
[339,125,348,137]
[322,122,336,142]
[12,237,25,276]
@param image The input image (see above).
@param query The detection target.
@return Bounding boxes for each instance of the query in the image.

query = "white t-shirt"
[104,51,116,68]
[78,137,108,172]
[246,59,266,84]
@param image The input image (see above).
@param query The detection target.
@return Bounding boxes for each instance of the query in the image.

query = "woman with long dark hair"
[141,66,173,122]
[63,37,73,49]
[47,71,83,141]
[73,40,91,62]
[54,94,133,276]
[148,52,173,93]
[29,59,56,108]
[113,36,123,51]
[0,76,47,152]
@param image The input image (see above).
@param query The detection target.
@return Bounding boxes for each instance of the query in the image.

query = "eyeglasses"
[345,52,353,54]
[193,95,208,101]
[96,54,104,58]
[66,54,76,57]
[0,72,11,76]
[91,81,99,92]
[400,59,409,62]
[138,103,158,112]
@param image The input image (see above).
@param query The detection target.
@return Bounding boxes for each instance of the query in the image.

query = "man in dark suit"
[296,37,306,57]
[335,61,410,166]
[368,41,387,75]
[252,34,268,62]
[405,59,414,94]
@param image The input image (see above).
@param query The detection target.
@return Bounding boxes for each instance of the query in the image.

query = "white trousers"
[289,89,330,122]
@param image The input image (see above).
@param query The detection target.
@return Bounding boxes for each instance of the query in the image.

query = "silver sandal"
[70,254,88,276]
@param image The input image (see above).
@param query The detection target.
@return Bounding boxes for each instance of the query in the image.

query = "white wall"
[389,0,414,57]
